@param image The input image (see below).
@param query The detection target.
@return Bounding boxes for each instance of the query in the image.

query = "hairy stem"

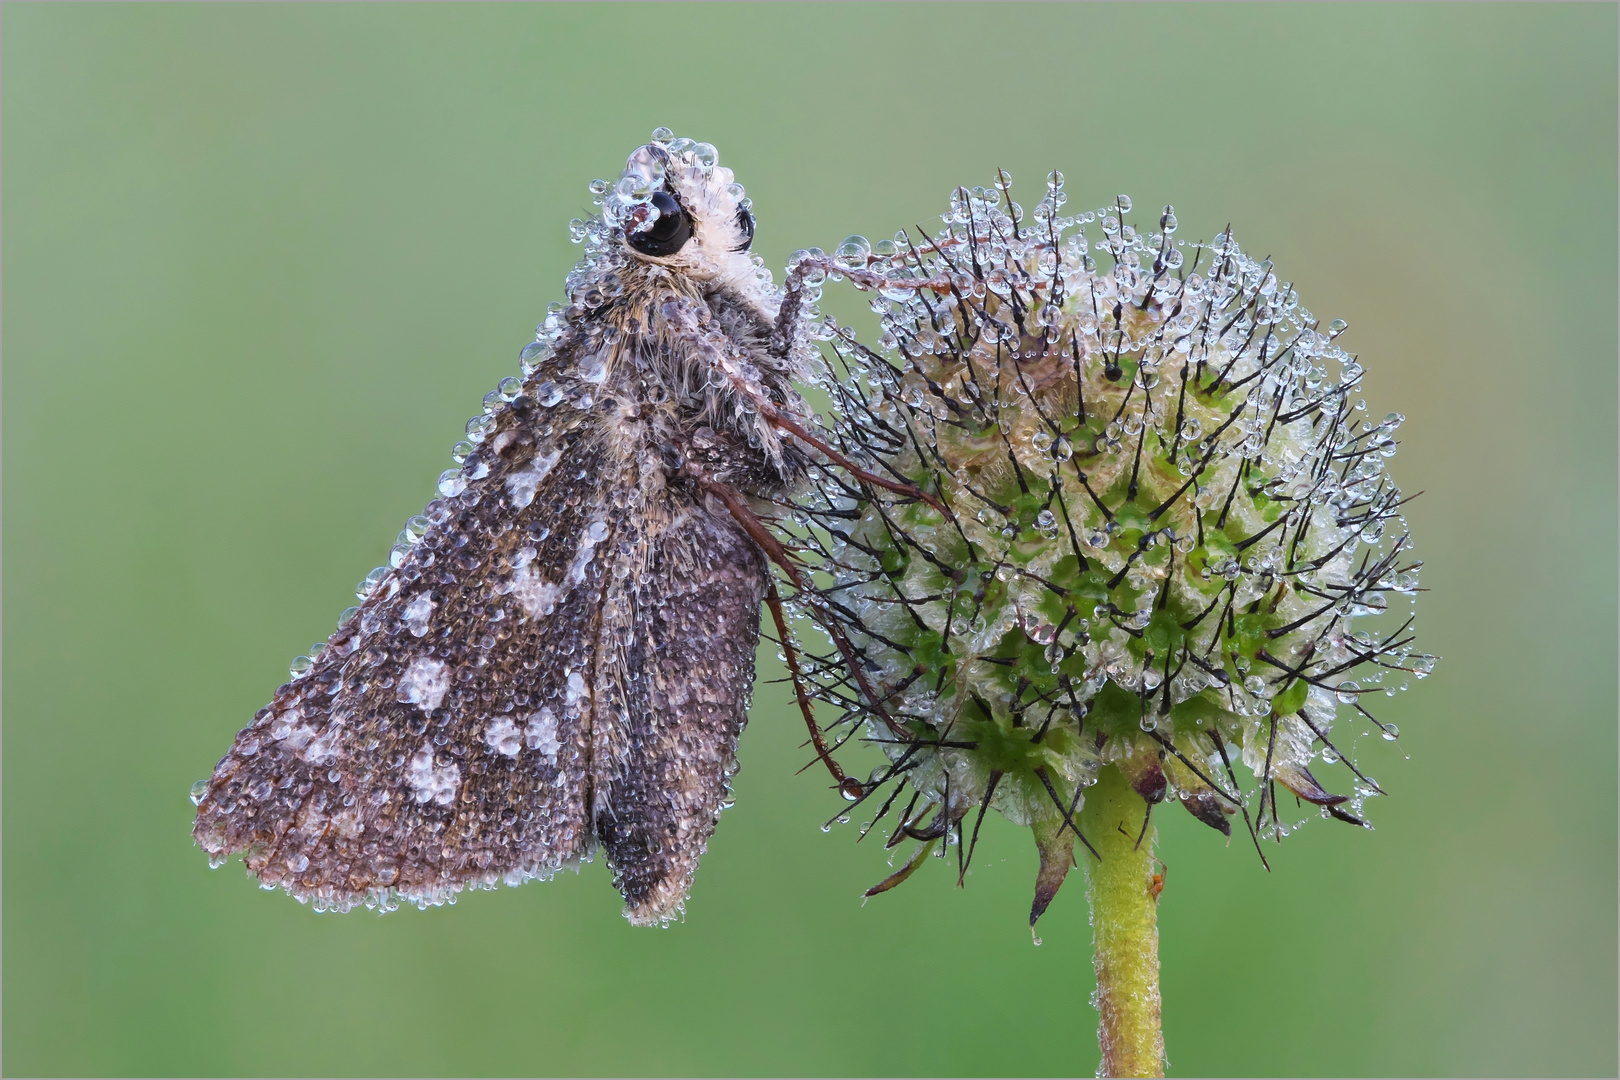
[1081,764,1164,1078]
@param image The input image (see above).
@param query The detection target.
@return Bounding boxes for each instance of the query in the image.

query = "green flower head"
[784,172,1433,922]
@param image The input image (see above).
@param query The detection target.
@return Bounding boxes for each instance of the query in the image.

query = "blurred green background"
[4,4,1615,1076]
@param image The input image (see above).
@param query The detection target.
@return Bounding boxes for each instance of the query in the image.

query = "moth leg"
[763,578,852,791]
[760,407,952,519]
[771,252,952,359]
[699,477,908,753]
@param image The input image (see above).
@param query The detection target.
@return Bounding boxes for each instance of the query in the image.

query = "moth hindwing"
[192,131,813,925]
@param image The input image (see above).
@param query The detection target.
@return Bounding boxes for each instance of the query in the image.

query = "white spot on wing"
[564,670,589,716]
[403,593,434,638]
[524,707,560,759]
[505,449,562,509]
[484,717,522,758]
[331,807,364,839]
[301,729,341,765]
[404,745,460,805]
[565,517,610,586]
[510,563,563,619]
[397,656,449,712]
[282,724,316,751]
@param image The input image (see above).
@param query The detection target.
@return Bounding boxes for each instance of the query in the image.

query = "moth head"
[608,132,756,280]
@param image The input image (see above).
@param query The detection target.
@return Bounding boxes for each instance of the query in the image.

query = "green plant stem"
[1081,764,1164,1078]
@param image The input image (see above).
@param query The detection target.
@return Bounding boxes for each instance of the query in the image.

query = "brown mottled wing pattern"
[193,388,618,911]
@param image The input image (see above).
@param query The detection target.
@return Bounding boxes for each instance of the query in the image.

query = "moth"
[192,130,915,924]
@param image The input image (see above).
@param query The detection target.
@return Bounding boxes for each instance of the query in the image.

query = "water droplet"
[1381,724,1399,741]
[438,468,468,497]
[835,235,872,265]
[519,341,548,374]
[190,779,209,805]
[290,655,314,679]
[1115,194,1132,213]
[357,565,388,599]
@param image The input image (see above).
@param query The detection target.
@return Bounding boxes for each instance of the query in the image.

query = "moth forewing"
[192,405,608,911]
[194,131,809,924]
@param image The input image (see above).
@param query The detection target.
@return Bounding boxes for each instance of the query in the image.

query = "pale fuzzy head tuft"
[600,130,766,303]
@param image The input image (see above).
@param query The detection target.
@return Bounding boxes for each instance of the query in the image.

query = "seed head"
[785,173,1434,918]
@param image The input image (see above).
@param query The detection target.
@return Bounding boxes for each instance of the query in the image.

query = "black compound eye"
[626,190,691,257]
[734,206,754,252]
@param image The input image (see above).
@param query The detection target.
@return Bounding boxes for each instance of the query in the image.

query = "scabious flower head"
[786,172,1433,918]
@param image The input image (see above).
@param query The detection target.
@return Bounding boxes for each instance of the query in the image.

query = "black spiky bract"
[779,174,1434,915]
